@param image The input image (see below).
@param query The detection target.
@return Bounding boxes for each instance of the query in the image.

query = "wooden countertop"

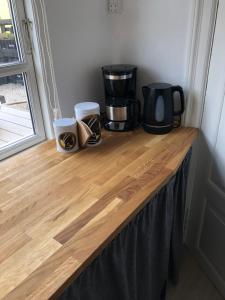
[0,127,198,300]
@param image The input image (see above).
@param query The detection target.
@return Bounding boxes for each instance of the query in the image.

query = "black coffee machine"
[142,83,185,134]
[102,64,140,131]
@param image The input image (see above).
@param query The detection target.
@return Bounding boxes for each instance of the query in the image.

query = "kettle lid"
[144,82,172,90]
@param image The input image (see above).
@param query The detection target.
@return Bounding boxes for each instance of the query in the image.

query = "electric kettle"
[142,83,185,134]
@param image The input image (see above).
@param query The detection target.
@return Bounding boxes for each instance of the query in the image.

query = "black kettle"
[142,83,185,134]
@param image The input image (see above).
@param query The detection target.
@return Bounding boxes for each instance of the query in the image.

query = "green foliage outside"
[0,31,14,40]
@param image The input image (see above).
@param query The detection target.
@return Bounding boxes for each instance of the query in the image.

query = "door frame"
[183,0,219,247]
[185,1,225,295]
[184,0,219,128]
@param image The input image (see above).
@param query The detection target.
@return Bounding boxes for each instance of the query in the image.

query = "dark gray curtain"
[59,150,191,300]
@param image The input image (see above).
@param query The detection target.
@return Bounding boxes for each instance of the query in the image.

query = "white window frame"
[24,0,61,139]
[0,0,46,160]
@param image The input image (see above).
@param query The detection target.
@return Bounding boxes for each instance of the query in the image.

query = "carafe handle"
[130,99,141,128]
[172,85,185,116]
[142,86,150,99]
[136,99,141,124]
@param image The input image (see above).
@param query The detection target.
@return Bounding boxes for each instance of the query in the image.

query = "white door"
[193,0,225,296]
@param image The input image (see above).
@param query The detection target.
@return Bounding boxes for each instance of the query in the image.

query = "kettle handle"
[172,86,185,116]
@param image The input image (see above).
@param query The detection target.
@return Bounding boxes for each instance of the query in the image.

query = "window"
[0,0,45,160]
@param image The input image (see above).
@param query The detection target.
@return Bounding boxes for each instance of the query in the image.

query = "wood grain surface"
[0,128,198,300]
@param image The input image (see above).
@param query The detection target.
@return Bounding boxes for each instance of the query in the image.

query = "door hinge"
[22,18,33,54]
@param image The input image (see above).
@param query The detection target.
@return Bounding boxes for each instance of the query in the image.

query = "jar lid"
[53,118,76,127]
[75,102,100,114]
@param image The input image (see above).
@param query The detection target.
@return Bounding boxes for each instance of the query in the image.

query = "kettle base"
[143,123,173,135]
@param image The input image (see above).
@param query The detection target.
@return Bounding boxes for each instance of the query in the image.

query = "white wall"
[112,0,194,101]
[44,0,113,117]
[44,0,194,116]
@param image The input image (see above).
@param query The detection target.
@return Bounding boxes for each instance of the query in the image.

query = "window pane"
[0,0,20,65]
[0,73,34,149]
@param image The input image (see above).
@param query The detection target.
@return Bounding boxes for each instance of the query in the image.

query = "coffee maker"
[102,64,140,131]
